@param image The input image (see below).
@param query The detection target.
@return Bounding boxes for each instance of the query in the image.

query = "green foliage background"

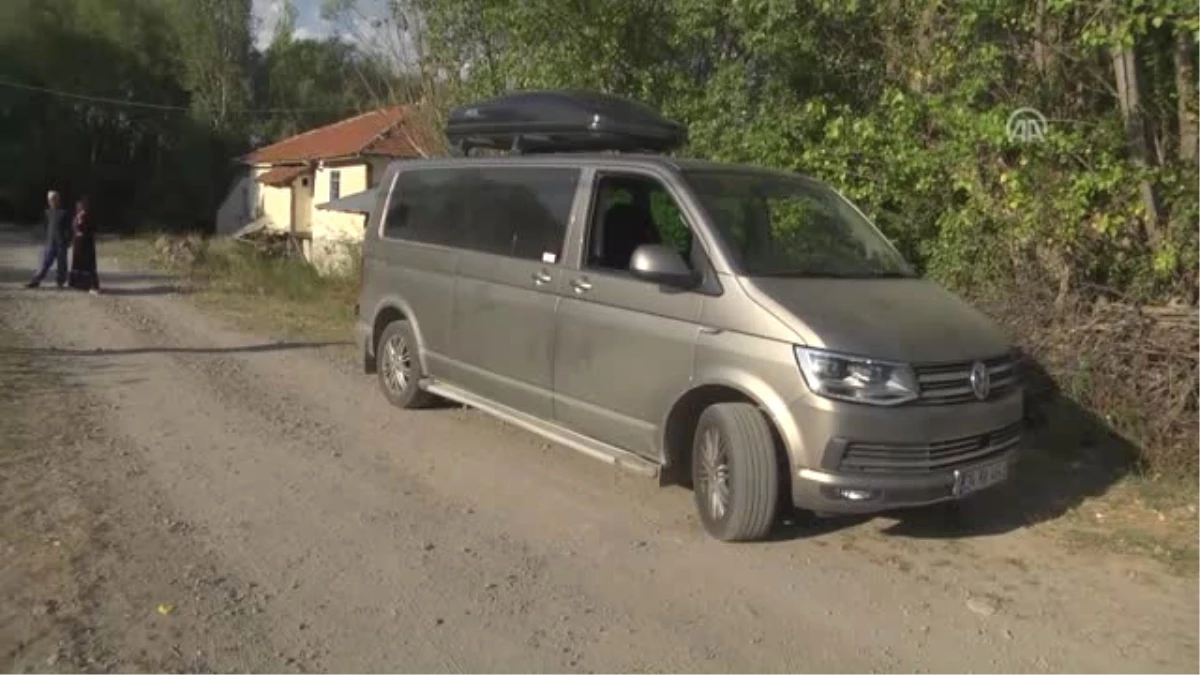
[0,0,396,229]
[414,0,1198,305]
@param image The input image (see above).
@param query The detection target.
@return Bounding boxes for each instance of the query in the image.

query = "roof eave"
[358,150,423,159]
[248,153,371,166]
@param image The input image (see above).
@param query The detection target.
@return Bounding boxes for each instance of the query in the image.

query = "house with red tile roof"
[216,104,433,272]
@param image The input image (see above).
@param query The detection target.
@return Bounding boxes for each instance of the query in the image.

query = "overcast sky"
[252,0,349,49]
[253,0,420,71]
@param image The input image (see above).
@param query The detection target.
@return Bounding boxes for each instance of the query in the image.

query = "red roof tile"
[256,164,309,186]
[243,105,427,164]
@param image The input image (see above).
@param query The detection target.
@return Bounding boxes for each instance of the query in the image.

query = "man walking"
[26,190,72,289]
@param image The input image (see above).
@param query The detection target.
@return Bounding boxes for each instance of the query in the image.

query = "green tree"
[0,0,403,228]
[402,0,1197,304]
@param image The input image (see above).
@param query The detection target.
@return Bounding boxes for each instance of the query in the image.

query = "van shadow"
[0,351,150,399]
[95,284,190,297]
[766,358,1138,542]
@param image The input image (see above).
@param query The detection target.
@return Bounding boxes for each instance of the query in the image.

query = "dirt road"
[1,225,1196,673]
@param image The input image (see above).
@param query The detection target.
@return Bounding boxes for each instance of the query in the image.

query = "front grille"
[839,423,1021,474]
[913,354,1020,405]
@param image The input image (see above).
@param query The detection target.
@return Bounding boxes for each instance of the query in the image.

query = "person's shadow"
[1,264,178,290]
[93,284,189,297]
[1,263,54,285]
[0,341,351,358]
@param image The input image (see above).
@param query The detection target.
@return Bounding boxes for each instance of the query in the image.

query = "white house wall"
[314,163,369,203]
[214,169,259,236]
[311,210,367,275]
[254,166,294,233]
[368,157,395,188]
[292,173,314,235]
[311,162,370,275]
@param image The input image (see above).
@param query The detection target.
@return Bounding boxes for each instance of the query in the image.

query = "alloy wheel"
[697,427,731,521]
[382,334,412,395]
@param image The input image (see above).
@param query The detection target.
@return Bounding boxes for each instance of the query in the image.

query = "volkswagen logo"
[969,361,991,401]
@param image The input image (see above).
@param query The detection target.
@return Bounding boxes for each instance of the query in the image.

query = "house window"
[330,170,341,201]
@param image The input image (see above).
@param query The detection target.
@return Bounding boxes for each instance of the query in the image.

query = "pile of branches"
[233,229,304,260]
[979,281,1198,480]
[152,234,206,267]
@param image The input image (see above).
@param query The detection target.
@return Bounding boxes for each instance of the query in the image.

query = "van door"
[443,166,581,419]
[552,171,703,461]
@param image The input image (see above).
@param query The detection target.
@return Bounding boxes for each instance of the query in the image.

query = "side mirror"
[629,244,696,288]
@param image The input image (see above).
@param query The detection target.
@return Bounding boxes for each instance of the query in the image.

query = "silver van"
[355,93,1022,542]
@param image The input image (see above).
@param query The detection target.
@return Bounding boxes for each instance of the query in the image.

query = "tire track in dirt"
[0,295,279,673]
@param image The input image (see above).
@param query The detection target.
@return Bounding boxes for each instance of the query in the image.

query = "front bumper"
[792,448,1019,514]
[784,390,1024,514]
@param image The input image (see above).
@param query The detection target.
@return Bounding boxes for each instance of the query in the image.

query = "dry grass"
[1055,477,1199,575]
[106,234,359,341]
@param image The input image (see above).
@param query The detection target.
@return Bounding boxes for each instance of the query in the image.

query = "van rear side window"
[383,168,465,247]
[383,166,580,262]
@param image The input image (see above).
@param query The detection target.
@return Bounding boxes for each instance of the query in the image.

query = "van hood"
[740,277,1011,363]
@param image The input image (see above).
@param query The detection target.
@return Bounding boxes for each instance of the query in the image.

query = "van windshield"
[683,170,916,278]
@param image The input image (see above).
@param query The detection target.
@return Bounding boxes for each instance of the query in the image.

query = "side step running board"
[422,380,661,479]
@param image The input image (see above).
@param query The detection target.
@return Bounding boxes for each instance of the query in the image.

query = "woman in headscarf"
[69,195,101,294]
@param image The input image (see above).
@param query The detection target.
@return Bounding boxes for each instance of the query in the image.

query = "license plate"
[953,460,1009,498]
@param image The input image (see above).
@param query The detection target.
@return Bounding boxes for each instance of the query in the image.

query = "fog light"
[838,488,875,501]
[820,485,880,502]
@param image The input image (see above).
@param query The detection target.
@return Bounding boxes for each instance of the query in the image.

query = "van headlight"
[794,346,919,406]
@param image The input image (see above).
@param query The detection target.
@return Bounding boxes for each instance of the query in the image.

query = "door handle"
[532,270,552,285]
[569,278,593,294]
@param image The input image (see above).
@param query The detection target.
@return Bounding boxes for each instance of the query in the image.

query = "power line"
[0,77,362,116]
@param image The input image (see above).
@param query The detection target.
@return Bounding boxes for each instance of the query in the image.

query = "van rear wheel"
[376,321,436,409]
[692,403,780,542]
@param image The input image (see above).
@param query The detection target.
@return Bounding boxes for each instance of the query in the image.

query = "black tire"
[691,403,780,542]
[376,321,436,409]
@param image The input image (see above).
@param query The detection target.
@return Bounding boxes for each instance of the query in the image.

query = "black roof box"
[446,90,686,155]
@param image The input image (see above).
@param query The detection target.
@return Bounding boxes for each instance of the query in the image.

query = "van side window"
[383,169,466,247]
[460,167,579,263]
[586,174,693,273]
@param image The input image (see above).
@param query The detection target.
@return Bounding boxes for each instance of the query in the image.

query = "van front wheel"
[376,321,435,409]
[691,403,780,542]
